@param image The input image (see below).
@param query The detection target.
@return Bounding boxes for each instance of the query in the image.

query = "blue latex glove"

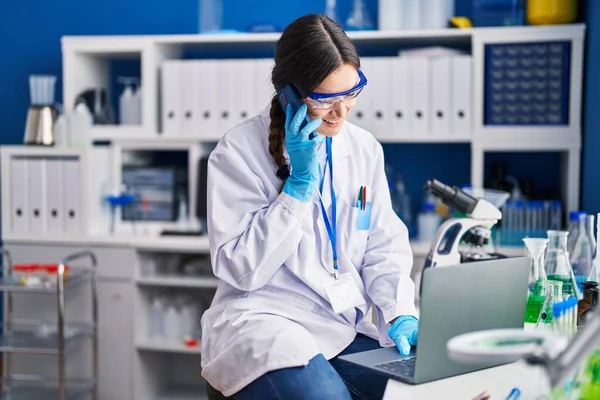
[282,103,324,202]
[388,315,419,356]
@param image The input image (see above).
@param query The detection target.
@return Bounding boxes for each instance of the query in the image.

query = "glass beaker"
[523,238,548,323]
[545,230,580,299]
[29,75,57,106]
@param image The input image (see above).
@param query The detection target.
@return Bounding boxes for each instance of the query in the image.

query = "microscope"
[422,179,508,270]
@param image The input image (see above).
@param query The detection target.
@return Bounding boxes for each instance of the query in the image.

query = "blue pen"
[505,387,521,400]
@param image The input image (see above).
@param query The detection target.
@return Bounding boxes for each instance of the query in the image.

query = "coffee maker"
[23,75,59,146]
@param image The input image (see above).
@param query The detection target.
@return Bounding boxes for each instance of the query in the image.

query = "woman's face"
[305,64,359,137]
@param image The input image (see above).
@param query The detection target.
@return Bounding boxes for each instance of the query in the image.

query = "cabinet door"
[98,280,133,400]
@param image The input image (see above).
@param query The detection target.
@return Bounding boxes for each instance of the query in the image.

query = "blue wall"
[582,0,600,212]
[0,0,596,215]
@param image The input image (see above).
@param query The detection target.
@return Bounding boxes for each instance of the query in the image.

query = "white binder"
[161,61,182,136]
[407,56,431,138]
[349,57,372,129]
[180,61,198,136]
[233,59,256,124]
[28,158,46,234]
[391,57,410,139]
[217,60,237,134]
[431,56,451,138]
[62,159,81,234]
[45,159,64,235]
[451,55,472,139]
[370,57,393,139]
[10,158,29,234]
[196,60,219,140]
[254,59,274,115]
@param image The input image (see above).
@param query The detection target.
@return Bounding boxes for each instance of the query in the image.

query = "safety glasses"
[305,69,368,110]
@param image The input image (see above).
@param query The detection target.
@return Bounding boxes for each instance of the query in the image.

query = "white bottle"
[164,303,181,343]
[118,77,140,125]
[378,0,403,30]
[417,202,441,243]
[150,296,165,339]
[132,82,142,124]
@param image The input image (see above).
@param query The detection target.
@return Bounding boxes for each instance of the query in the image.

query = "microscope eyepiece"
[424,179,478,214]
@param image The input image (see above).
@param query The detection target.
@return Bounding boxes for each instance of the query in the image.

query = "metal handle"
[57,249,98,400]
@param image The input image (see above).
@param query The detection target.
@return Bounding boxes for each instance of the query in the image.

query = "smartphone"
[277,84,316,140]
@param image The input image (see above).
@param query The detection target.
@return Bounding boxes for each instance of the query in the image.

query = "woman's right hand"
[282,103,324,202]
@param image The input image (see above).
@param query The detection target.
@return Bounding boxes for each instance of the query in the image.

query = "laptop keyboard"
[374,357,416,377]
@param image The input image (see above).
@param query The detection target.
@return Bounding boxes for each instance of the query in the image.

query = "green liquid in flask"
[524,279,546,323]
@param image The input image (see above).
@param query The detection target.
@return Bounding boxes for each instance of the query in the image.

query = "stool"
[206,382,229,400]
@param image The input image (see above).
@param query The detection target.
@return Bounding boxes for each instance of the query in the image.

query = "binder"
[10,157,29,234]
[233,59,256,125]
[196,60,219,140]
[216,60,236,135]
[161,61,182,136]
[370,57,393,139]
[349,57,372,129]
[451,55,472,139]
[180,61,198,136]
[62,158,81,234]
[28,158,46,234]
[430,56,451,138]
[45,159,64,234]
[391,57,410,139]
[407,56,431,138]
[254,59,274,115]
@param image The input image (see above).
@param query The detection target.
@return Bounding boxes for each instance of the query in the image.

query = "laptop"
[339,257,530,385]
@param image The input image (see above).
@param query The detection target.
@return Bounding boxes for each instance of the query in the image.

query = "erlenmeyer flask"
[571,213,593,292]
[544,230,581,300]
[523,238,548,323]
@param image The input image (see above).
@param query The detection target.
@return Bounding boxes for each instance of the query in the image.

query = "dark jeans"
[233,334,389,400]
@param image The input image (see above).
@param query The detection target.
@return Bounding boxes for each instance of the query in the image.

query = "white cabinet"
[97,279,134,400]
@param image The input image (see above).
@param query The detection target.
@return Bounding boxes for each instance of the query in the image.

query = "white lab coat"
[200,107,416,396]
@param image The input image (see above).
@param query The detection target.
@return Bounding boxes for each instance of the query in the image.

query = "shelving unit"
[1,249,98,400]
[136,276,219,289]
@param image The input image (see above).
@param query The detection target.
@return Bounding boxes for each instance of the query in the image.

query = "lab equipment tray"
[0,322,94,355]
[0,377,95,400]
[0,272,92,294]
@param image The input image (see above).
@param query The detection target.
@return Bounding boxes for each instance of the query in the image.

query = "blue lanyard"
[319,137,338,279]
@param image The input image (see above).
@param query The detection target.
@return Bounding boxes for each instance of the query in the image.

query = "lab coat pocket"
[345,204,370,269]
[354,201,372,231]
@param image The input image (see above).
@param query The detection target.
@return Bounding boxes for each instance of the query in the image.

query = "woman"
[201,14,419,400]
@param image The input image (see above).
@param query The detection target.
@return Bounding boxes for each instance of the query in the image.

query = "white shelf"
[2,234,211,253]
[472,128,581,151]
[62,28,472,49]
[136,340,202,354]
[159,386,207,400]
[136,276,219,288]
[61,24,585,51]
[88,125,148,141]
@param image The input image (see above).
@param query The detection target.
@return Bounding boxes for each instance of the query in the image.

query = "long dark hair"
[269,14,360,190]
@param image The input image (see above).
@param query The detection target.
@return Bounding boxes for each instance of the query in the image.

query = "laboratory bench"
[383,360,549,399]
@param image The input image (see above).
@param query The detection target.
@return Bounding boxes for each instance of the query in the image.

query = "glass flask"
[544,230,580,299]
[571,214,594,292]
[523,238,548,323]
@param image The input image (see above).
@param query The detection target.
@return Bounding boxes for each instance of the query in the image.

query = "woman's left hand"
[388,315,419,356]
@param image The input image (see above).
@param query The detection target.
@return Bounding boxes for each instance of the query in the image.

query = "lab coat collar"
[259,106,351,162]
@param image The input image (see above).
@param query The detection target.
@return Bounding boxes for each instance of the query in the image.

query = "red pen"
[363,186,367,210]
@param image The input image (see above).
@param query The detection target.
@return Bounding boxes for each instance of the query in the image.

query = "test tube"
[550,200,562,230]
[524,201,532,238]
[514,201,523,246]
